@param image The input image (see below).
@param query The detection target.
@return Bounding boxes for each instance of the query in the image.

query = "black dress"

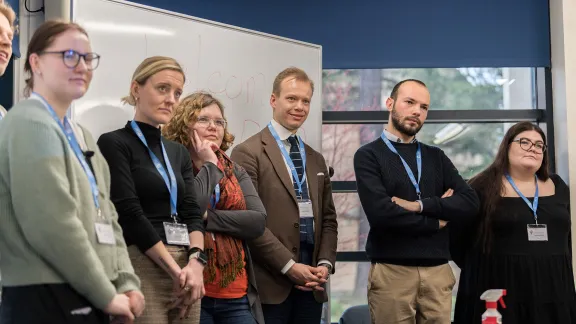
[452,174,576,324]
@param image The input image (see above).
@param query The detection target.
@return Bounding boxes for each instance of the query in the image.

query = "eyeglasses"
[196,116,227,129]
[512,138,547,154]
[39,50,101,71]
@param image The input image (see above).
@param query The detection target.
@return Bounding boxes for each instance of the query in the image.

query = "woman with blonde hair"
[163,92,266,324]
[98,57,221,323]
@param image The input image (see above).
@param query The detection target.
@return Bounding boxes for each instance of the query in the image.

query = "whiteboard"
[70,0,322,151]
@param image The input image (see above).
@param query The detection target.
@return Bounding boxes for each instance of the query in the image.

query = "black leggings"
[0,283,110,324]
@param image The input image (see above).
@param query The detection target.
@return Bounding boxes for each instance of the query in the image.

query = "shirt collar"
[270,119,299,141]
[383,128,417,144]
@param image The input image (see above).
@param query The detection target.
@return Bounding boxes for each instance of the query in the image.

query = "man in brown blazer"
[231,67,338,324]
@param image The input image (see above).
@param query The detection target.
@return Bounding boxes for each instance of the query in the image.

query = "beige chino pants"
[367,263,456,324]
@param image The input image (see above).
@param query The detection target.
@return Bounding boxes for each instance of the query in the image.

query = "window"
[323,122,513,182]
[322,68,535,111]
[330,262,368,321]
[333,193,367,252]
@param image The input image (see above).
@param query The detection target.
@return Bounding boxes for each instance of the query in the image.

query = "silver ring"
[184,286,191,291]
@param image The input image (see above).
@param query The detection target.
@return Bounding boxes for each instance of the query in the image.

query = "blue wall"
[0,0,552,109]
[132,0,551,69]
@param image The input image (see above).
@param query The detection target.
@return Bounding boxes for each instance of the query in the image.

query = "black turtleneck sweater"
[354,138,479,266]
[97,121,207,252]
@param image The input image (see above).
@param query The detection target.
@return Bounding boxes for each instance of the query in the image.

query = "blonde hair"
[122,56,185,105]
[272,67,314,97]
[0,1,17,33]
[162,92,235,151]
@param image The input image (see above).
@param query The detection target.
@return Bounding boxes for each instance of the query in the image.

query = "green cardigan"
[0,98,140,309]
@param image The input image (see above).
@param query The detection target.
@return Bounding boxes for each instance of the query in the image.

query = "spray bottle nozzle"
[499,295,506,309]
[480,289,507,309]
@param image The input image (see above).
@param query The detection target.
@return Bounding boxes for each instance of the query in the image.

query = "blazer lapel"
[304,144,323,265]
[305,146,319,217]
[262,128,298,204]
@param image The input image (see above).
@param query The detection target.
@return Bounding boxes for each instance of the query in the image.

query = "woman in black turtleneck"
[97,56,222,324]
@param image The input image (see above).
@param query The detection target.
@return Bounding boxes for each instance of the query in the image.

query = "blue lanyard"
[505,173,539,223]
[268,123,307,196]
[130,120,178,217]
[210,184,221,209]
[34,93,101,212]
[381,132,422,199]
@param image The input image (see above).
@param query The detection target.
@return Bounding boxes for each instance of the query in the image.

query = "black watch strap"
[188,247,208,266]
[321,263,333,273]
[187,247,204,258]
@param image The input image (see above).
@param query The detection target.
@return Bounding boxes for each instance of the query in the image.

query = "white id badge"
[164,222,190,246]
[95,222,116,245]
[527,224,548,241]
[298,199,314,218]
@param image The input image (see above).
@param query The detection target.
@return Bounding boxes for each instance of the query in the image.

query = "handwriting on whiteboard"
[206,71,266,105]
[240,119,261,142]
[144,32,267,106]
[196,35,201,85]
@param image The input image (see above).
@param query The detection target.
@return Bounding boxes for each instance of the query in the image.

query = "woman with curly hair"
[163,92,266,324]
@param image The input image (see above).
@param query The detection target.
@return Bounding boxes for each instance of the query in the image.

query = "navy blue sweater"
[354,138,479,266]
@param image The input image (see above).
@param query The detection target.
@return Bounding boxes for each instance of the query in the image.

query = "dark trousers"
[261,288,323,324]
[200,295,256,324]
[0,284,109,324]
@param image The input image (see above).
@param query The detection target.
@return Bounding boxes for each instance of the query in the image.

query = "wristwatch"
[187,247,208,266]
[319,263,333,274]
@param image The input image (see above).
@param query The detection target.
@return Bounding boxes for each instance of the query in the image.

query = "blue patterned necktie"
[287,135,314,262]
[287,135,309,200]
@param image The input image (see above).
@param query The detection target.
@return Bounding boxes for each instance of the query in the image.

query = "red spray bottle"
[480,289,506,324]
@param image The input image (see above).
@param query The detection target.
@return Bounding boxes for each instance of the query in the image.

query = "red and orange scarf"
[203,150,246,288]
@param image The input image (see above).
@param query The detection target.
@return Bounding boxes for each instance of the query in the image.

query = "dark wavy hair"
[469,121,549,252]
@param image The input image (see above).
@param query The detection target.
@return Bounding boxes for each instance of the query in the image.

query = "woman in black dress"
[452,121,576,324]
